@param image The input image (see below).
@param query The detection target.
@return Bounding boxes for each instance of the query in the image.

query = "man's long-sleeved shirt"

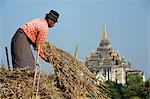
[21,18,49,60]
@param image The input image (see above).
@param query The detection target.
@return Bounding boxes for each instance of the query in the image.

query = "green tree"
[105,74,149,99]
[141,79,150,99]
[105,80,124,99]
[126,74,143,86]
[124,74,144,99]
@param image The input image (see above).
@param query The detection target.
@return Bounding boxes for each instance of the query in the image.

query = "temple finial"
[100,24,111,48]
[102,24,108,40]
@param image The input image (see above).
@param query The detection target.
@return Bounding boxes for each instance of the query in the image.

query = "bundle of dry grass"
[42,42,107,98]
[0,42,107,99]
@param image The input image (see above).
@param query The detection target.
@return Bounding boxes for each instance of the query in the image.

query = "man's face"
[48,19,55,28]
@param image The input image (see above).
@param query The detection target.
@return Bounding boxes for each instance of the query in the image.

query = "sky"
[0,0,149,78]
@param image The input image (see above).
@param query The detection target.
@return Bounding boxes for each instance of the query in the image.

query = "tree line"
[105,74,150,99]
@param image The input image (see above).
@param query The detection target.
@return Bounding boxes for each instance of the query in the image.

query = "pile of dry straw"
[0,42,107,99]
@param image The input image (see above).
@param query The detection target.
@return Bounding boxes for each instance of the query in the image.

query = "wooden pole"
[32,45,40,98]
[36,60,42,98]
[5,47,10,69]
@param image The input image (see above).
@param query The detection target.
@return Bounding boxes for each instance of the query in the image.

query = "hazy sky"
[0,0,149,78]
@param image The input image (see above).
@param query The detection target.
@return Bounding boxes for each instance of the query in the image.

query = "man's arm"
[35,31,47,60]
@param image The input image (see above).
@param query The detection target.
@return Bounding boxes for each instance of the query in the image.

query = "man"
[11,10,59,70]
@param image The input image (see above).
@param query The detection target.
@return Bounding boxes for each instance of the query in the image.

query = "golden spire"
[102,24,108,40]
[100,24,111,48]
